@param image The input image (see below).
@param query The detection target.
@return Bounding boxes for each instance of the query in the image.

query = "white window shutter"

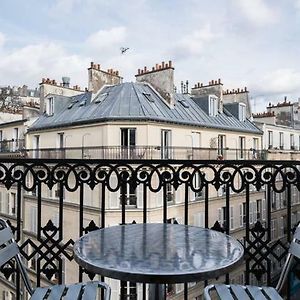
[218,208,222,223]
[137,184,143,209]
[217,186,223,197]
[253,202,257,223]
[109,175,119,208]
[199,212,204,227]
[230,206,234,230]
[239,204,243,227]
[262,199,266,220]
[249,202,253,224]
[30,207,37,233]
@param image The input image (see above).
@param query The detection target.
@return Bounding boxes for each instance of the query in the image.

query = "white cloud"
[0,32,5,48]
[233,0,278,26]
[171,24,218,58]
[251,68,300,95]
[0,42,88,88]
[85,27,127,56]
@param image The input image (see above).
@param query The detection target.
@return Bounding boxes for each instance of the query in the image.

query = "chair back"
[289,225,300,258]
[0,219,34,295]
[276,223,300,292]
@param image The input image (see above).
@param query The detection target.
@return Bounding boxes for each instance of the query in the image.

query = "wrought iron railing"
[0,139,25,154]
[0,158,299,299]
[22,146,269,160]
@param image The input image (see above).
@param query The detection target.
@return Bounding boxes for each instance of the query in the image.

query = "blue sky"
[1,0,300,112]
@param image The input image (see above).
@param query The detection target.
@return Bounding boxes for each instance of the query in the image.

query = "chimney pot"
[138,69,141,75]
[218,78,221,84]
[245,86,247,92]
[162,61,165,68]
[91,62,94,68]
[159,65,162,69]
[201,83,203,87]
[144,66,147,72]
[169,60,172,68]
[214,80,217,85]
[165,63,168,68]
[97,64,100,70]
[237,88,240,93]
[152,67,155,71]
[194,84,197,88]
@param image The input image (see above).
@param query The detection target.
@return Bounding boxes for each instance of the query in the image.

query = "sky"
[0,0,300,112]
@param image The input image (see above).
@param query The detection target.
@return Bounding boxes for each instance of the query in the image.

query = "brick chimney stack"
[191,79,224,112]
[88,62,123,93]
[135,60,175,106]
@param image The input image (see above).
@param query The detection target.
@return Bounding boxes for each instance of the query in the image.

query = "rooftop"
[29,82,261,134]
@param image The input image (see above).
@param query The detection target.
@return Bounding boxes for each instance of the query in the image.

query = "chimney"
[135,60,175,106]
[62,77,70,88]
[88,62,123,93]
[191,78,224,112]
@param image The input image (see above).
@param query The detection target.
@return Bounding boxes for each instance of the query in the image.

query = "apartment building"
[0,61,298,299]
[16,61,269,299]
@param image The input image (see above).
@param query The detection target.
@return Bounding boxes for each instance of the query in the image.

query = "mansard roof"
[29,82,262,134]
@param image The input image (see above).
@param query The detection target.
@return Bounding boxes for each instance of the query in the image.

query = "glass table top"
[73,223,244,284]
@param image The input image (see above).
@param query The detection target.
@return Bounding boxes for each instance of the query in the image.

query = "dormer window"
[239,103,246,121]
[46,97,54,116]
[209,96,218,116]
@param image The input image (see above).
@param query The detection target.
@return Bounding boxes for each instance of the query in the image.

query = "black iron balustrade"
[0,139,25,154]
[23,145,268,160]
[0,158,299,299]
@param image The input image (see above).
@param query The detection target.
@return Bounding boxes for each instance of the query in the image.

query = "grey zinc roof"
[29,82,262,134]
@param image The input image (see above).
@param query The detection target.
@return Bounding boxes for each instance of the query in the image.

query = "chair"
[0,219,111,300]
[204,224,300,300]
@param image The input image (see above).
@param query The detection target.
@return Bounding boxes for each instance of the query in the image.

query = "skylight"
[67,99,79,109]
[143,92,155,102]
[94,92,109,103]
[79,100,86,106]
[178,99,189,108]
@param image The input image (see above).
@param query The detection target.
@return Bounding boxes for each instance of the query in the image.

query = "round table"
[73,223,244,299]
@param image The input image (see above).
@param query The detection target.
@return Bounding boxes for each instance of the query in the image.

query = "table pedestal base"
[149,284,165,300]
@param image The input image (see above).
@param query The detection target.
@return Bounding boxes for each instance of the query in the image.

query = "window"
[33,135,40,159]
[122,282,137,300]
[239,203,246,227]
[256,199,262,220]
[209,96,218,116]
[10,193,16,215]
[120,183,137,207]
[121,128,136,158]
[193,172,203,200]
[161,129,171,159]
[268,131,273,149]
[13,128,19,151]
[57,133,64,149]
[218,207,226,228]
[218,135,226,157]
[166,183,174,203]
[238,103,246,121]
[290,134,295,150]
[279,132,284,149]
[239,136,245,159]
[46,97,54,115]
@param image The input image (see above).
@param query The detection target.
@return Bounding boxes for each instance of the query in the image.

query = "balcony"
[0,139,25,156]
[23,146,268,160]
[0,158,299,299]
